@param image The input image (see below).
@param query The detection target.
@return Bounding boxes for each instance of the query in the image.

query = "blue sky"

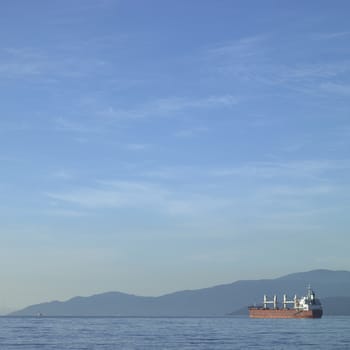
[1,0,350,312]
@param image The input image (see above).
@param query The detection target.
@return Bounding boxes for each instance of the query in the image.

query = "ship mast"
[263,294,278,309]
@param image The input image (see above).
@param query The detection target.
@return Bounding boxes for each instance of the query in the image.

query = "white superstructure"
[294,286,322,311]
[263,286,322,311]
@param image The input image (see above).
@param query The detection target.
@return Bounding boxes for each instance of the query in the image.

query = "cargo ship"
[248,286,323,318]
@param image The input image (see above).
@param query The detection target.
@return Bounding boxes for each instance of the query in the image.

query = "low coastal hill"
[10,269,350,316]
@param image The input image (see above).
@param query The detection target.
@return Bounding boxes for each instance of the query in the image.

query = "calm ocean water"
[0,316,349,349]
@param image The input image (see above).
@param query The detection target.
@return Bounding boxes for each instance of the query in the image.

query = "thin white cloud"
[125,143,149,151]
[54,117,102,133]
[46,180,229,216]
[98,94,239,121]
[275,62,350,83]
[257,185,334,197]
[211,160,350,179]
[312,32,350,40]
[204,35,350,95]
[0,47,47,76]
[141,166,197,180]
[0,62,41,76]
[174,126,209,138]
[52,169,75,180]
[154,95,239,112]
[0,46,109,80]
[99,107,147,120]
[208,35,267,59]
[45,209,87,217]
[229,61,350,91]
[320,82,350,96]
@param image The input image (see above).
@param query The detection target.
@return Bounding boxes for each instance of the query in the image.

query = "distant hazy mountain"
[321,297,350,315]
[10,269,350,316]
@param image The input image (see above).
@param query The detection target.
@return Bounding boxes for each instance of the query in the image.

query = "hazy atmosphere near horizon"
[1,0,350,313]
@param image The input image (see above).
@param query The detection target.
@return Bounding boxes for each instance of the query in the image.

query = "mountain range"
[10,269,350,316]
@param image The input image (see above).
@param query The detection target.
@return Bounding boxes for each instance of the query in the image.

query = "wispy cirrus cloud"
[216,59,350,89]
[257,184,334,198]
[125,143,149,151]
[154,95,238,112]
[0,61,42,76]
[273,62,350,83]
[52,169,75,180]
[140,165,200,180]
[174,126,209,138]
[53,117,108,134]
[0,47,46,77]
[45,209,87,217]
[207,35,267,59]
[210,159,350,180]
[49,159,346,211]
[98,94,239,121]
[203,34,350,96]
[46,180,229,216]
[311,31,350,40]
[0,46,108,80]
[320,82,350,96]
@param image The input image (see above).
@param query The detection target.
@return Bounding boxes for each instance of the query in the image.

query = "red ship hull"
[249,308,323,319]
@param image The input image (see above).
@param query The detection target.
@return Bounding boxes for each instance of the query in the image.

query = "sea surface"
[0,316,349,349]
